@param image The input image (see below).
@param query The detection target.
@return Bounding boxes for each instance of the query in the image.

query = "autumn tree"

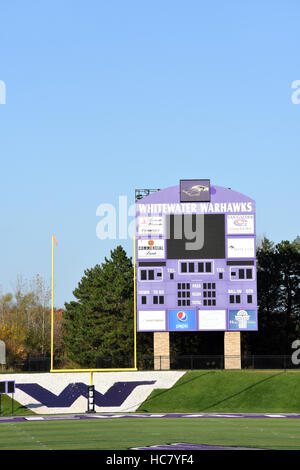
[0,275,66,368]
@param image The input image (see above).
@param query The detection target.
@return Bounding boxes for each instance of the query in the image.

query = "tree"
[0,293,13,323]
[243,237,300,355]
[276,240,300,352]
[0,322,27,367]
[62,246,135,368]
[0,275,66,369]
[256,237,281,317]
[13,274,52,356]
[292,236,300,252]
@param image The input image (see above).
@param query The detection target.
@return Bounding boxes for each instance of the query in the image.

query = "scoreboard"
[135,180,257,333]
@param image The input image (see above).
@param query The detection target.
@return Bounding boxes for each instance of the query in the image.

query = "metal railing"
[4,354,300,372]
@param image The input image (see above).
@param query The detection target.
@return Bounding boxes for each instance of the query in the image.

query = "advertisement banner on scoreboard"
[168,310,196,331]
[228,309,257,330]
[227,237,255,258]
[138,310,166,331]
[198,310,227,330]
[227,214,254,234]
[137,239,165,259]
[138,216,164,236]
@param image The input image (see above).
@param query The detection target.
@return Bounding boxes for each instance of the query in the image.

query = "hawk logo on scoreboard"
[180,179,210,202]
[182,185,209,197]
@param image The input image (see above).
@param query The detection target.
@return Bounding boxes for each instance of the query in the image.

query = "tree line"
[0,275,64,368]
[0,237,299,369]
[243,236,300,355]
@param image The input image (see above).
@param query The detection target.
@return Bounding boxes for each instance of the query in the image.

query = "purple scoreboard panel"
[135,180,257,333]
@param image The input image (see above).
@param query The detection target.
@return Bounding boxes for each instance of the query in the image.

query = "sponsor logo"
[177,311,187,322]
[138,310,166,331]
[227,238,255,258]
[227,214,254,234]
[169,310,196,331]
[234,218,247,226]
[234,310,250,328]
[229,309,257,330]
[138,216,164,236]
[137,239,165,259]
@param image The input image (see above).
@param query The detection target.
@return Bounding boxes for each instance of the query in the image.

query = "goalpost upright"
[50,235,138,382]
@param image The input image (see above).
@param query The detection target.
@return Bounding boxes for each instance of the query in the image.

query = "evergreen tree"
[62,246,135,368]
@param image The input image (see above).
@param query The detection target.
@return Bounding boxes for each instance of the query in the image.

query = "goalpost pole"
[50,235,138,374]
[50,235,54,372]
[134,235,137,369]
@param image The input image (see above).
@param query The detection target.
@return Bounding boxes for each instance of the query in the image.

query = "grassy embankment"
[138,370,300,413]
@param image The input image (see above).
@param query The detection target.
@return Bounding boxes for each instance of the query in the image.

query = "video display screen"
[166,214,225,259]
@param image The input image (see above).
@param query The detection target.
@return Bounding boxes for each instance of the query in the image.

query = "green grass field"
[0,394,35,417]
[1,369,300,450]
[0,417,299,450]
[138,370,300,413]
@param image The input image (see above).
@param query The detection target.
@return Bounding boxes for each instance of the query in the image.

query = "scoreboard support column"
[224,332,241,369]
[154,332,170,370]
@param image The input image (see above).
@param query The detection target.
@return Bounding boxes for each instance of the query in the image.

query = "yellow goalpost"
[50,235,138,384]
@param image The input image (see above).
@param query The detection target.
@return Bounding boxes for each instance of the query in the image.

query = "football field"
[0,416,300,450]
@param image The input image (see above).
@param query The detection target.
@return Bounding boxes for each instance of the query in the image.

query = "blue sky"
[0,0,299,307]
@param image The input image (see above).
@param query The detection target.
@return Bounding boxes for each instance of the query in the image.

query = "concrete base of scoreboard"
[153,331,242,370]
[224,331,241,369]
[154,332,170,370]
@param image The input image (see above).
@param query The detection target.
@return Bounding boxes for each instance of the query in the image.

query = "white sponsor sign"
[138,239,165,259]
[227,214,254,234]
[227,238,255,258]
[138,311,166,331]
[138,216,164,235]
[198,310,226,330]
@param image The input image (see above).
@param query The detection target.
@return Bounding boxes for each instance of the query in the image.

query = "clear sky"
[0,0,300,307]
